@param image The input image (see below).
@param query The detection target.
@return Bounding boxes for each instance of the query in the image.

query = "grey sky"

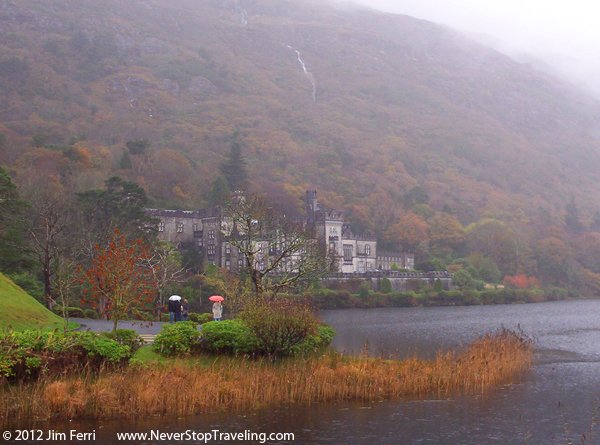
[346,0,600,97]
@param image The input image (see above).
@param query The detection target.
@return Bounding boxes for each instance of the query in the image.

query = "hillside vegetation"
[0,273,63,330]
[2,0,600,292]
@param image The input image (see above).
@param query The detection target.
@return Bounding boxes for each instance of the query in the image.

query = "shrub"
[83,308,98,319]
[188,312,213,324]
[102,329,144,353]
[153,322,200,356]
[380,277,392,294]
[199,320,259,355]
[240,298,318,358]
[292,324,335,355]
[0,330,131,380]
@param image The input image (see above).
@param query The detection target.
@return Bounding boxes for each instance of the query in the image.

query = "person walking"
[212,301,223,321]
[168,295,182,323]
[181,298,190,321]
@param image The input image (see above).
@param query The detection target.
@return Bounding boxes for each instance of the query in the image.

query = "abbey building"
[147,191,414,274]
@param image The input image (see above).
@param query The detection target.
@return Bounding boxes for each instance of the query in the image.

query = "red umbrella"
[209,295,224,302]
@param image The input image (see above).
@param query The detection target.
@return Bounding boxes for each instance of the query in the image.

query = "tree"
[226,193,328,298]
[80,230,154,332]
[535,236,575,287]
[384,211,429,250]
[220,138,248,191]
[141,241,188,319]
[28,193,69,307]
[429,212,465,256]
[466,219,522,275]
[0,167,31,273]
[565,197,583,233]
[76,176,156,257]
[208,175,231,207]
[125,139,150,155]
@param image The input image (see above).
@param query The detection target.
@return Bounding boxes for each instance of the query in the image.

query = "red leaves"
[80,229,155,320]
[503,274,540,289]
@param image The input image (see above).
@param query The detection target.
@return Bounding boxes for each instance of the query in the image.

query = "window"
[208,230,215,239]
[365,244,371,256]
[225,260,231,269]
[158,222,165,232]
[238,258,245,268]
[225,246,231,255]
[193,223,199,232]
[343,244,353,262]
[176,222,184,233]
[196,238,203,247]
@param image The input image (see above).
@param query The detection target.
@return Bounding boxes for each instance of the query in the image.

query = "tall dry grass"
[0,329,532,427]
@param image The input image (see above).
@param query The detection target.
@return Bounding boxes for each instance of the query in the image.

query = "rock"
[188,76,217,97]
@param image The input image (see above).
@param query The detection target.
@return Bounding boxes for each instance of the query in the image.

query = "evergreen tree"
[77,176,156,252]
[0,167,31,272]
[209,175,231,207]
[220,138,248,191]
[565,197,583,233]
[119,149,132,169]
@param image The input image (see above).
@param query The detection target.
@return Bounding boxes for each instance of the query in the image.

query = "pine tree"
[220,138,248,191]
[209,175,231,207]
[0,167,31,272]
[565,197,583,233]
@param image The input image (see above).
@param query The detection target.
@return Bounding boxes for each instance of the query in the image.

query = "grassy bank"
[0,273,64,331]
[0,329,532,426]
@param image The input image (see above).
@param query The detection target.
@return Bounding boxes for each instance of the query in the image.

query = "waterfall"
[234,0,248,25]
[286,45,317,102]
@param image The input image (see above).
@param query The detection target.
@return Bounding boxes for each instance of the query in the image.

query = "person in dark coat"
[168,298,182,323]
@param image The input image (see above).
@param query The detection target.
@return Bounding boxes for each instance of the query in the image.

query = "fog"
[343,0,600,97]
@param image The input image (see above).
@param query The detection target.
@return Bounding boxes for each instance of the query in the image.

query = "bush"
[380,277,392,294]
[199,320,259,355]
[83,308,98,319]
[292,324,335,355]
[102,329,144,353]
[0,330,131,380]
[240,298,318,358]
[153,321,200,356]
[188,312,213,324]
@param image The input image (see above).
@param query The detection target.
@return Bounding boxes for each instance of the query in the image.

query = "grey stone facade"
[148,190,415,274]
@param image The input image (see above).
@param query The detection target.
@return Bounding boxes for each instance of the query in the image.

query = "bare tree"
[226,194,328,298]
[23,183,71,308]
[142,241,188,319]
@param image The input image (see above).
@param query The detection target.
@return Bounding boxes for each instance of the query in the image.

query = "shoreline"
[0,330,532,427]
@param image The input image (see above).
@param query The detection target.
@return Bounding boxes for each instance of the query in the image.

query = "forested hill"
[3,0,600,287]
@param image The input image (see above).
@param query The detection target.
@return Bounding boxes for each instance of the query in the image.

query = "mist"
[343,0,600,97]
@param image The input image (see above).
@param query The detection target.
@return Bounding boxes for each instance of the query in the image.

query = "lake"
[9,300,600,444]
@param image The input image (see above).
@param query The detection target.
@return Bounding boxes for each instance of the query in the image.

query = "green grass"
[0,273,65,331]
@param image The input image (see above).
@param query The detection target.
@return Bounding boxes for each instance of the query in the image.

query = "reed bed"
[0,329,532,427]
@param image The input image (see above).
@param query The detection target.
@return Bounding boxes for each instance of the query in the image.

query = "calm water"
[9,300,600,444]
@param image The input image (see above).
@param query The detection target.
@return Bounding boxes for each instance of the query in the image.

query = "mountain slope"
[1,0,600,236]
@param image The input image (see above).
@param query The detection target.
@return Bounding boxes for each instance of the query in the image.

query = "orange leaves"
[80,230,155,322]
[503,274,540,289]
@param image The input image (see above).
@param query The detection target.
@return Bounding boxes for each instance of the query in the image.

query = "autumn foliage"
[79,230,154,331]
[503,274,540,289]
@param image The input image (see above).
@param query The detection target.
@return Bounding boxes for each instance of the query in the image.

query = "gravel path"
[71,318,166,334]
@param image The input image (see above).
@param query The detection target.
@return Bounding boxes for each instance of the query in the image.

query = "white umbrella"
[168,295,182,301]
